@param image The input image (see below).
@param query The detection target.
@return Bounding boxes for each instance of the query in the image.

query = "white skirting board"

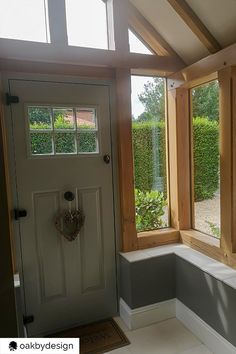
[176,299,236,354]
[120,298,236,354]
[119,298,176,330]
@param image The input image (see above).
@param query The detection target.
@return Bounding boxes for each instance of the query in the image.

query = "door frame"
[2,72,121,334]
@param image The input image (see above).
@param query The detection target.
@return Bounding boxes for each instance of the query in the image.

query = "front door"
[8,79,117,337]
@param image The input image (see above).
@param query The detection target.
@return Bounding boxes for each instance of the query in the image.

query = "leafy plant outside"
[135,189,167,232]
[205,221,220,239]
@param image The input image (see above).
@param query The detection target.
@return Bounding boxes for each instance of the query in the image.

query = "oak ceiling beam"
[127,0,184,61]
[167,0,221,54]
[0,38,184,73]
[0,58,115,79]
[168,41,236,89]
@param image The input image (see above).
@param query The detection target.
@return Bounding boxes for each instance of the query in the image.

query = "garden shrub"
[193,117,219,201]
[135,189,167,232]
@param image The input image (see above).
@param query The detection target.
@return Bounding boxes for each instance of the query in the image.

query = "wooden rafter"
[127,1,185,64]
[0,38,184,73]
[167,0,221,54]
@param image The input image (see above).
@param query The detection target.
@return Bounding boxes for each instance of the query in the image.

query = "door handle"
[64,191,75,201]
[103,154,110,164]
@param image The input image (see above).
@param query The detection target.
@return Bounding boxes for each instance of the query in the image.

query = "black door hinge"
[23,315,34,325]
[14,209,27,220]
[6,93,19,105]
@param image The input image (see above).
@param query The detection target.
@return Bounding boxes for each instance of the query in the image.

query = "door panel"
[9,79,117,337]
[79,187,104,294]
[33,191,66,302]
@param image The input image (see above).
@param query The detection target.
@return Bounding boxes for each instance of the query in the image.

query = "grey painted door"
[9,79,117,337]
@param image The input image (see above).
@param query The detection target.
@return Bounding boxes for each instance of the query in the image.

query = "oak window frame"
[117,70,179,252]
[119,66,236,270]
[168,68,236,268]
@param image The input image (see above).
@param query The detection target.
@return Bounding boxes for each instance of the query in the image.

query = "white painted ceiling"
[130,0,236,65]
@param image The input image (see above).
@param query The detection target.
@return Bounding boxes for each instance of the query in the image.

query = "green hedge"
[30,113,219,202]
[193,117,219,201]
[132,121,167,194]
[29,114,96,154]
[132,117,219,201]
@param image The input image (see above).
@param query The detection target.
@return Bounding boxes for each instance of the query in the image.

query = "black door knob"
[64,191,75,201]
[103,154,111,164]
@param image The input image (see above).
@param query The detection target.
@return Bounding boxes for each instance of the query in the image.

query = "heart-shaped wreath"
[55,209,85,241]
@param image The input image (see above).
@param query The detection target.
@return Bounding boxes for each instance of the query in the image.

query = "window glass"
[28,106,99,156]
[53,108,75,130]
[65,0,108,49]
[78,131,98,153]
[76,108,96,129]
[191,80,220,238]
[0,0,50,42]
[131,76,169,232]
[129,29,153,55]
[30,133,52,155]
[28,107,52,129]
[55,133,76,154]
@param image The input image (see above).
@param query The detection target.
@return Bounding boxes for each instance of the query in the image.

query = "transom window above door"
[28,106,99,156]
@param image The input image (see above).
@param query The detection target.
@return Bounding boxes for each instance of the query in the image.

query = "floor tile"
[180,344,212,354]
[125,318,201,354]
[109,317,212,354]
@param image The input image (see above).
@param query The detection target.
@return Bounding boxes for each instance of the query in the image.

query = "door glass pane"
[0,0,50,43]
[55,133,76,154]
[28,107,52,129]
[191,80,220,238]
[53,108,75,130]
[131,76,169,232]
[78,132,98,153]
[76,108,96,129]
[30,133,52,155]
[27,105,99,156]
[65,0,108,49]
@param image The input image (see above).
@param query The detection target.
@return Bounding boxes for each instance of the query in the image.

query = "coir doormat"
[50,318,130,354]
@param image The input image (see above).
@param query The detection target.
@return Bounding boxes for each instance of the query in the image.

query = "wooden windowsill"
[180,229,220,248]
[137,228,180,250]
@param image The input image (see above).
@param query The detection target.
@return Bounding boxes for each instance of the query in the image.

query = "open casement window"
[131,75,169,233]
[190,80,220,239]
